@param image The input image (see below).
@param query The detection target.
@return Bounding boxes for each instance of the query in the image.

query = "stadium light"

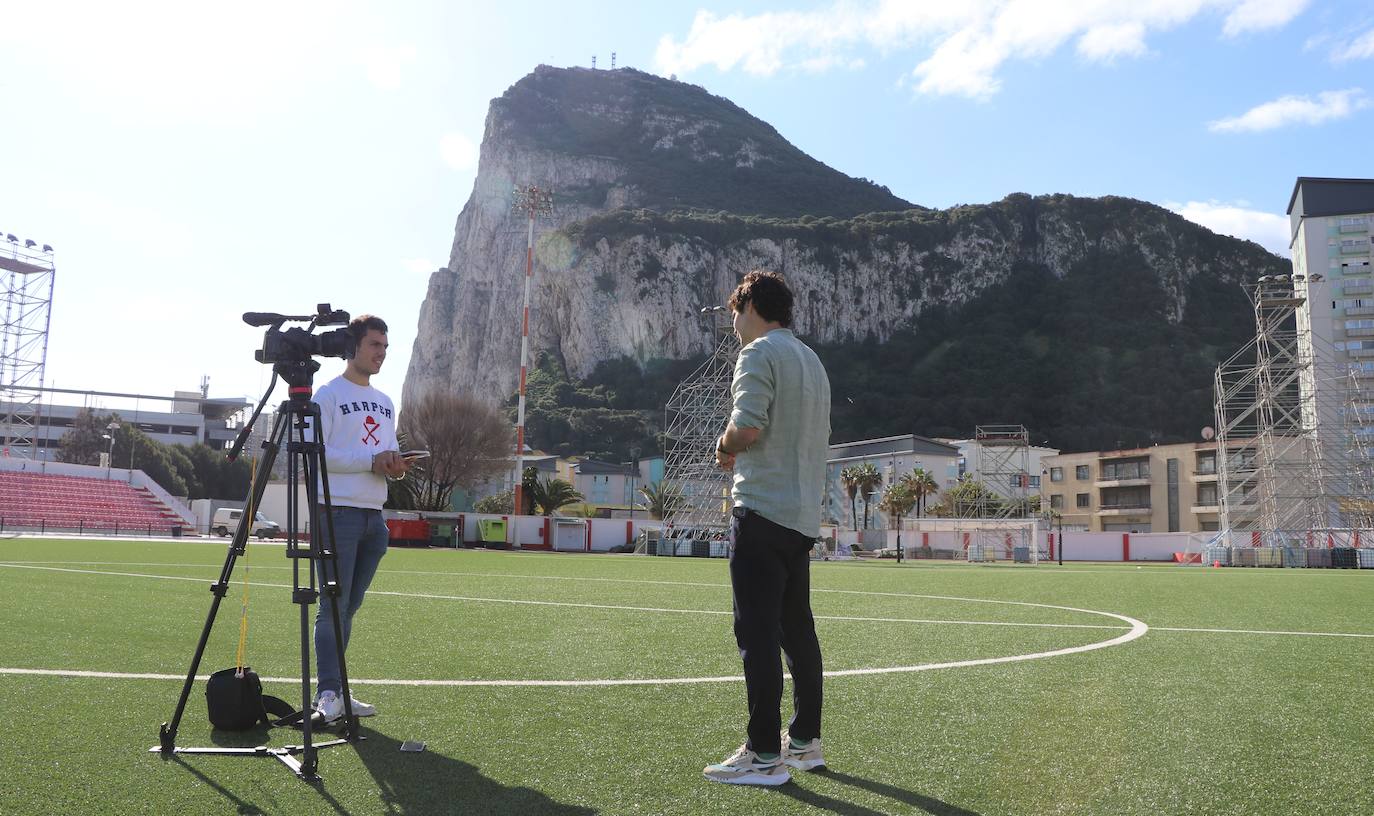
[41,244,52,253]
[24,239,35,249]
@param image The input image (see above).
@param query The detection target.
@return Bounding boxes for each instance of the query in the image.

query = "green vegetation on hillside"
[532,194,1285,455]
[496,66,912,218]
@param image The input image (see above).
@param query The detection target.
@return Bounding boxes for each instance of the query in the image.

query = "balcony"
[1193,471,1219,482]
[1190,504,1220,514]
[1343,282,1374,296]
[1340,241,1371,255]
[1094,477,1152,488]
[1097,503,1151,516]
[1340,220,1369,233]
[1345,306,1374,317]
[1350,347,1374,358]
[1347,327,1374,338]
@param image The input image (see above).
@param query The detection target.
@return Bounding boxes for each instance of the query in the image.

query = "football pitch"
[1,536,1370,816]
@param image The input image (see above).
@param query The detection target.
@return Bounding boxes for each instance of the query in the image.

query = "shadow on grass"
[354,728,598,816]
[776,769,982,816]
[169,755,267,816]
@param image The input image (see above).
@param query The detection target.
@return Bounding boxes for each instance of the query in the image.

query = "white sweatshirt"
[306,375,397,510]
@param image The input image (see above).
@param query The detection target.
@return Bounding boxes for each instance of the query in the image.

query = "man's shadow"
[777,769,983,816]
[353,727,598,816]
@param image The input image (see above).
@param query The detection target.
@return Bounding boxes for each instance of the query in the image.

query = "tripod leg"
[159,410,289,753]
[305,401,360,740]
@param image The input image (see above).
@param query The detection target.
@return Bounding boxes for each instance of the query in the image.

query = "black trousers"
[729,509,823,754]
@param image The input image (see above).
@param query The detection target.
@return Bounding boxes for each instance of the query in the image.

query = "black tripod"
[152,358,360,780]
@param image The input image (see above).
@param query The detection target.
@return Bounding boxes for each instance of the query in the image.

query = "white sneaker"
[781,730,826,770]
[314,690,344,723]
[349,697,376,717]
[703,744,791,786]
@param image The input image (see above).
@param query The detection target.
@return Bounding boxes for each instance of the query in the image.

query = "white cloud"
[1331,27,1374,62]
[1208,88,1370,132]
[1076,22,1148,62]
[361,44,418,90]
[0,1,343,117]
[1165,200,1290,254]
[655,0,1310,99]
[440,132,478,171]
[1222,0,1311,38]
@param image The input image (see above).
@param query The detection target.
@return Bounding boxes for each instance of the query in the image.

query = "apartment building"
[826,434,961,528]
[1041,441,1221,533]
[1290,178,1374,453]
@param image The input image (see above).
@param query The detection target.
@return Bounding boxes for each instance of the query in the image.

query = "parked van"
[211,508,281,538]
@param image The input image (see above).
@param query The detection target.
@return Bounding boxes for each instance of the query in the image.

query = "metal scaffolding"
[1214,273,1368,544]
[661,309,738,534]
[960,424,1039,562]
[0,237,55,459]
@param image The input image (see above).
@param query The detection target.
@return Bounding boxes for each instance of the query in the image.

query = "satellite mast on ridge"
[611,51,616,69]
[591,55,596,70]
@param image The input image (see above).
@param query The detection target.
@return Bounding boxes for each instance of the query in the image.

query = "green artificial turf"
[0,537,1370,815]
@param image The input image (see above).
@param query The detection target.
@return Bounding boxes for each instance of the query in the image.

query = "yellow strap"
[234,455,256,675]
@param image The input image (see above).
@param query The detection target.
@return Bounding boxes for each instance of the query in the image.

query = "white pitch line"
[0,561,1152,686]
[0,563,1120,629]
[4,562,1371,639]
[0,605,1148,688]
[1153,626,1374,639]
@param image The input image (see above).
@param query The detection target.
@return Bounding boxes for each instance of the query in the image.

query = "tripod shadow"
[169,755,267,816]
[776,769,983,816]
[353,728,597,816]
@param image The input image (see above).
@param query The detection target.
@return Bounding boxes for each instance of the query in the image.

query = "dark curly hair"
[727,270,793,328]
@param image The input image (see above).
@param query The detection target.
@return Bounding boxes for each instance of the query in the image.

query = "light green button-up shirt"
[729,328,832,537]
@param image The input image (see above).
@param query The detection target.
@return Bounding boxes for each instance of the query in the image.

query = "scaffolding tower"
[1214,274,1367,544]
[661,309,738,536]
[960,424,1039,562]
[0,237,55,459]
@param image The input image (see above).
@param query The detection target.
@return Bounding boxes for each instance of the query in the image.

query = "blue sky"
[1,0,1371,413]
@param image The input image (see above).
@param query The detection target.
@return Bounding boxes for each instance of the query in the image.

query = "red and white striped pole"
[511,185,552,532]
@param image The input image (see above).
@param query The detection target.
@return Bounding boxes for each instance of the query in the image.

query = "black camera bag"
[205,667,302,731]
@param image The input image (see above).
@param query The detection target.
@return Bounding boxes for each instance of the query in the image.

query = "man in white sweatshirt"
[308,314,409,722]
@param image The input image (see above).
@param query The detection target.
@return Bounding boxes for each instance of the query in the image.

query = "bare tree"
[399,392,513,512]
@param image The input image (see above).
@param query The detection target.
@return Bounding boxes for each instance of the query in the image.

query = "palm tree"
[840,466,862,530]
[900,468,939,519]
[529,477,584,516]
[854,462,883,529]
[637,481,683,520]
[877,482,917,524]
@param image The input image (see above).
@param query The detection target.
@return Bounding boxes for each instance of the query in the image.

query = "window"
[1050,494,1063,509]
[1196,453,1216,475]
[1029,475,1040,488]
[1197,485,1218,506]
[1076,493,1090,508]
[1076,465,1090,480]
[1050,467,1064,482]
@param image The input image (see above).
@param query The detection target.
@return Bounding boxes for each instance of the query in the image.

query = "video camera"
[244,304,354,364]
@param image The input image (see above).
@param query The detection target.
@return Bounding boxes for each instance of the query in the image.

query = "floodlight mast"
[510,185,553,531]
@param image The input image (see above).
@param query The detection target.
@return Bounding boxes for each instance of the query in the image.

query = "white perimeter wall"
[822,524,1211,562]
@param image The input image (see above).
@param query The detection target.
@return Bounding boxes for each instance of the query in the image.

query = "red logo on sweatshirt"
[362,415,380,445]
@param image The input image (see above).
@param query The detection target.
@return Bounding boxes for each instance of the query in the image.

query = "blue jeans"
[313,505,389,694]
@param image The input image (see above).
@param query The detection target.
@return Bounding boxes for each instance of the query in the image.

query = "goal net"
[960,518,1042,564]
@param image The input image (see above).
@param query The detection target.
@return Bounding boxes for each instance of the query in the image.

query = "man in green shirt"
[704,270,832,787]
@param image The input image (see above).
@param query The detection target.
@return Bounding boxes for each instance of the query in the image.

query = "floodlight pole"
[511,185,553,542]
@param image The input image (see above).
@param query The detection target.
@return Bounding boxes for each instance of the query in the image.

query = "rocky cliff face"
[404,66,1282,410]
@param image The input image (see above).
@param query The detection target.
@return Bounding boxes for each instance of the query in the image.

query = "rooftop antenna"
[200,375,210,399]
[611,51,616,69]
[591,55,597,70]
